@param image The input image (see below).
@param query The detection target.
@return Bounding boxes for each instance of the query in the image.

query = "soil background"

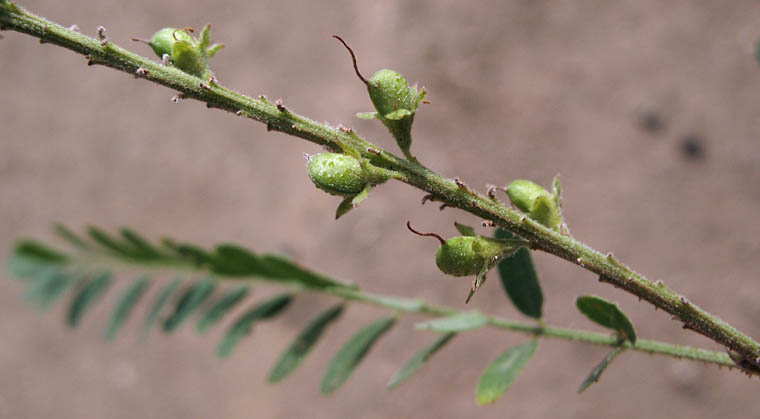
[2,1,760,418]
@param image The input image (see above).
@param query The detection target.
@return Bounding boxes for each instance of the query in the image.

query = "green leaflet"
[268,304,345,383]
[23,269,75,310]
[87,226,141,258]
[476,339,538,405]
[13,240,67,263]
[163,278,217,332]
[196,285,251,333]
[495,229,543,319]
[387,333,456,389]
[120,228,165,260]
[210,244,353,289]
[141,278,183,339]
[578,346,624,394]
[217,293,293,358]
[210,244,268,276]
[8,240,68,278]
[104,276,151,341]
[54,223,90,250]
[162,239,215,267]
[414,311,487,333]
[321,316,396,394]
[8,241,68,286]
[576,295,637,343]
[67,272,113,327]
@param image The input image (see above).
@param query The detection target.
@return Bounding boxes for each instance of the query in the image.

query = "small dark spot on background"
[636,107,665,134]
[679,134,706,162]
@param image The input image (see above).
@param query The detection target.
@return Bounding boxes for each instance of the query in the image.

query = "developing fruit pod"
[134,25,224,79]
[408,222,528,303]
[333,36,426,161]
[145,28,195,59]
[359,69,426,159]
[307,153,368,197]
[307,152,396,219]
[435,236,508,277]
[506,179,562,231]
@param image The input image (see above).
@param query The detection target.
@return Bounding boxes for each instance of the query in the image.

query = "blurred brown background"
[2,1,760,418]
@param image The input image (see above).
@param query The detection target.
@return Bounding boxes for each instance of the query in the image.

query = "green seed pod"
[366,69,421,156]
[506,179,562,230]
[407,223,521,277]
[367,69,416,118]
[506,180,548,213]
[133,25,223,79]
[308,153,366,196]
[333,36,426,160]
[435,236,505,277]
[307,152,393,198]
[408,222,527,303]
[146,28,194,59]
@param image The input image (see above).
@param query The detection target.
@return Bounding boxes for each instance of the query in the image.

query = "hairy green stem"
[1,2,758,368]
[325,287,734,366]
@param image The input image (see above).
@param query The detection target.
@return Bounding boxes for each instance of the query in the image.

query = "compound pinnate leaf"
[495,229,543,319]
[387,332,456,389]
[576,295,637,343]
[217,293,293,358]
[476,339,538,405]
[268,304,345,383]
[414,311,487,333]
[321,316,396,394]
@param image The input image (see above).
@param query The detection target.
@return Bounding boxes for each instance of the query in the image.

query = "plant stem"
[64,247,739,368]
[1,2,758,368]
[324,287,734,366]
